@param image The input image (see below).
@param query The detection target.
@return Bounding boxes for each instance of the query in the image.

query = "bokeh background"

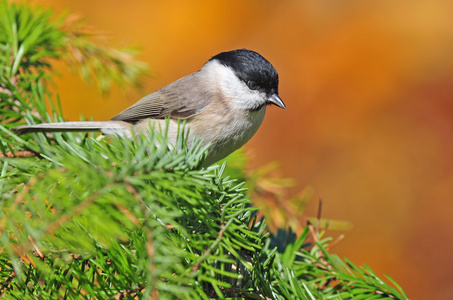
[26,0,453,298]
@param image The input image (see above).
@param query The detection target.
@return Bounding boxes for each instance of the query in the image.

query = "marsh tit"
[13,49,286,166]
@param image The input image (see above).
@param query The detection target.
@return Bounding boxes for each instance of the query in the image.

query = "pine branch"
[0,0,409,298]
[61,14,149,92]
[0,0,148,132]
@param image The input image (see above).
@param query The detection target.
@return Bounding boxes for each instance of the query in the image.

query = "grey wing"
[111,92,166,122]
[111,73,213,123]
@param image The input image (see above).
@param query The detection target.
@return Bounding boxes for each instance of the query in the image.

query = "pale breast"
[189,106,266,166]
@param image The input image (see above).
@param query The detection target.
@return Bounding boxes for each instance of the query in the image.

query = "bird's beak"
[267,94,286,109]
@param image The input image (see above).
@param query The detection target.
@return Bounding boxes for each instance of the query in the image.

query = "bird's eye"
[247,81,259,90]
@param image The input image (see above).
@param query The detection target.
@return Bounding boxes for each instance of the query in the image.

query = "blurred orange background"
[27,0,453,298]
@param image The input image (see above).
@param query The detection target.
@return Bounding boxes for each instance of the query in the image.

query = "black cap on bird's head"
[209,49,286,109]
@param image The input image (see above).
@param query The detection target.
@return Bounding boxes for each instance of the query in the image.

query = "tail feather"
[12,121,131,136]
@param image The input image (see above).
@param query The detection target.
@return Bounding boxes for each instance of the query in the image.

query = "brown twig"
[0,151,36,158]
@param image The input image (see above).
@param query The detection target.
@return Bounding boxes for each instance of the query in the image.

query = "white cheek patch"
[203,60,266,111]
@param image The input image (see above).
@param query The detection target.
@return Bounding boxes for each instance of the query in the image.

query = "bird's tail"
[12,121,132,136]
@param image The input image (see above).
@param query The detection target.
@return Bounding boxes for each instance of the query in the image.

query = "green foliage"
[0,0,148,135]
[0,1,409,299]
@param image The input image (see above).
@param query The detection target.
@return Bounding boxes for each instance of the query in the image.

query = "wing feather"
[111,73,213,123]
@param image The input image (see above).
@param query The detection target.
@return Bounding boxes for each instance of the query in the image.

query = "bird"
[12,49,286,167]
